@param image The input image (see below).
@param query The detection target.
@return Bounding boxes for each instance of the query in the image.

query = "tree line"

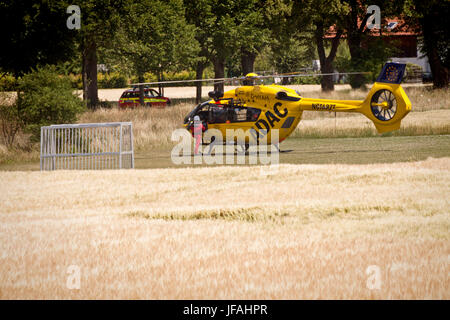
[0,0,448,109]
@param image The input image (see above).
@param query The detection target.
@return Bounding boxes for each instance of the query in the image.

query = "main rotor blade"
[256,71,371,80]
[131,77,241,86]
[130,72,370,87]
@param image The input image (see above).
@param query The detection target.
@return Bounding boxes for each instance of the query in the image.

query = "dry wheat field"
[0,157,449,299]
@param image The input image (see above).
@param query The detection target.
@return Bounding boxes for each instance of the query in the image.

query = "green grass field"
[1,135,449,171]
[136,135,450,168]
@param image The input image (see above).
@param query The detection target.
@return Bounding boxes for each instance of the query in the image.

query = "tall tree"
[294,0,404,90]
[265,0,316,84]
[406,0,449,88]
[77,0,127,108]
[343,0,405,88]
[117,0,198,105]
[314,22,343,91]
[0,0,76,77]
[208,0,241,93]
[0,0,78,132]
[186,0,267,95]
[184,0,215,103]
[296,0,347,91]
[235,0,268,75]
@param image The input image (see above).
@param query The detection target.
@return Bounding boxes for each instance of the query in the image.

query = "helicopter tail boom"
[297,63,411,134]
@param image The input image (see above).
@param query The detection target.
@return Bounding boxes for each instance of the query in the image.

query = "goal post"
[40,122,134,171]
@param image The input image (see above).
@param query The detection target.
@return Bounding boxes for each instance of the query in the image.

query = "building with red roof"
[324,17,431,75]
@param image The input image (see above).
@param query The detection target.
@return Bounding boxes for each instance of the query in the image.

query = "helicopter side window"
[246,107,261,122]
[209,105,228,124]
[228,107,261,123]
[234,108,247,121]
[205,103,262,124]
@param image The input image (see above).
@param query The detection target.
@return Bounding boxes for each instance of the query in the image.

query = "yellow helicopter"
[135,62,411,150]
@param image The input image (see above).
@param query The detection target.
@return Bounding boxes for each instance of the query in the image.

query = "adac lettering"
[312,103,336,111]
[273,102,288,118]
[253,102,289,139]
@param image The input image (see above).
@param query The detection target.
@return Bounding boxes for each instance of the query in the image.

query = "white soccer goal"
[40,122,134,171]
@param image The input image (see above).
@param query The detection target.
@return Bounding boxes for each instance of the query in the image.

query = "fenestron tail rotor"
[356,63,411,133]
[370,89,397,121]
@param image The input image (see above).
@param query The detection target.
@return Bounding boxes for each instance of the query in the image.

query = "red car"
[119,87,171,108]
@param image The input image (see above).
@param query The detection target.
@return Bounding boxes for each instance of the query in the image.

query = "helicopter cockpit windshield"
[183,101,210,125]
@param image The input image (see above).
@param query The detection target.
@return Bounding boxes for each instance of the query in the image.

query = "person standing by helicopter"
[193,115,205,155]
